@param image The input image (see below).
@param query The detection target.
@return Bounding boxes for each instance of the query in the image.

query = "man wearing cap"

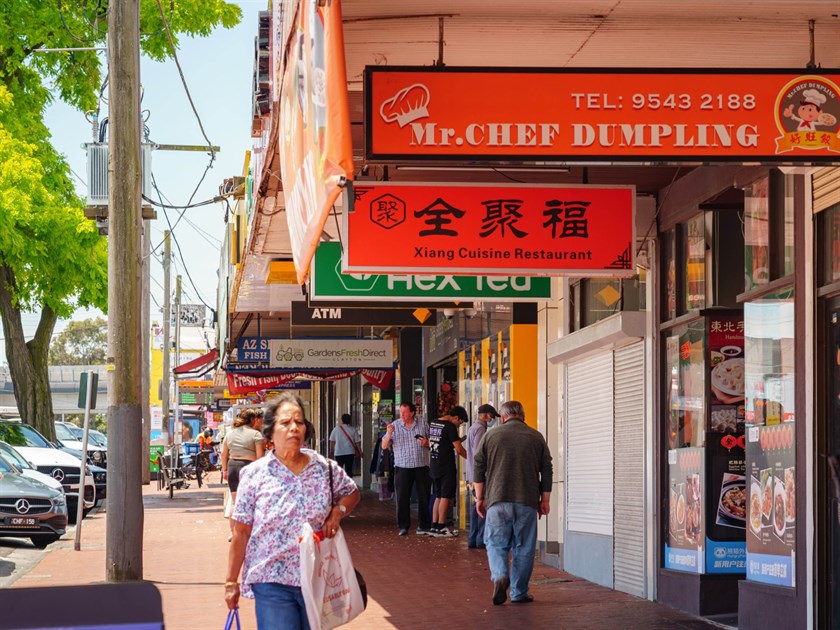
[428,406,468,537]
[473,400,553,606]
[466,403,498,549]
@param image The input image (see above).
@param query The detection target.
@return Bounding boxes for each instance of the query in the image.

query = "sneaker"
[492,576,510,605]
[416,528,433,536]
[435,527,459,538]
[398,528,409,536]
[511,594,534,604]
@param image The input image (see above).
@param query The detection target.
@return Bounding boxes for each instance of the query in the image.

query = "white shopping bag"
[299,522,365,630]
[223,490,233,519]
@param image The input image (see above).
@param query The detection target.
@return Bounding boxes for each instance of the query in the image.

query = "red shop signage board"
[343,182,635,276]
[365,67,840,163]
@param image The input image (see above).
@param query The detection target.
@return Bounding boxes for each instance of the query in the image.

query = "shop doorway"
[824,298,840,629]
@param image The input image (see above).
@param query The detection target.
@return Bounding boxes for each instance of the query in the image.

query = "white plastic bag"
[299,522,365,630]
[223,490,233,519]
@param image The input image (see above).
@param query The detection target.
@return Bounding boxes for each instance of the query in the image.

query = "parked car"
[0,455,67,548]
[88,463,107,504]
[0,420,95,522]
[0,442,65,493]
[54,422,107,467]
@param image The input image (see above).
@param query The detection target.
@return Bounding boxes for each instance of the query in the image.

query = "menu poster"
[488,344,499,409]
[666,447,706,574]
[709,316,745,434]
[500,330,511,403]
[746,423,796,586]
[705,436,747,574]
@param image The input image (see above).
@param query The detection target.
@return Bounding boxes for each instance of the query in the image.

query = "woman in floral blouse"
[224,392,360,628]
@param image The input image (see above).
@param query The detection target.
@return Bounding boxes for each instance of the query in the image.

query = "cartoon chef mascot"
[784,88,829,130]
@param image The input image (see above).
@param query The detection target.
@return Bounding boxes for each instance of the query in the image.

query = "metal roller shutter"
[813,167,840,214]
[613,342,647,598]
[567,352,613,536]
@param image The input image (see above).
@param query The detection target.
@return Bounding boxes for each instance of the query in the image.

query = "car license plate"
[9,517,37,526]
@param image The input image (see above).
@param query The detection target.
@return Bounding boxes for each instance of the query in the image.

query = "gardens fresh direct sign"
[366,67,840,163]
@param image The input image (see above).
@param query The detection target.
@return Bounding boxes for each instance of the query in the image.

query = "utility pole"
[173,275,182,444]
[141,218,151,485]
[106,0,143,581]
[161,232,171,445]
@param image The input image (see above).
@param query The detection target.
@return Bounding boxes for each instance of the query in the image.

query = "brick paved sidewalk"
[10,477,721,630]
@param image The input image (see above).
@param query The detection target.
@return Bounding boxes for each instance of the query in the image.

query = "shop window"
[743,171,794,293]
[664,320,706,450]
[819,202,840,286]
[743,289,797,586]
[569,273,646,333]
[683,214,707,312]
[663,229,678,321]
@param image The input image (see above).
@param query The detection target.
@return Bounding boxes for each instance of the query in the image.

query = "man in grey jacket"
[473,400,553,606]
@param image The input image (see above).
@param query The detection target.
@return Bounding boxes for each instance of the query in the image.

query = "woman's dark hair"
[341,413,352,424]
[233,408,257,428]
[263,392,313,442]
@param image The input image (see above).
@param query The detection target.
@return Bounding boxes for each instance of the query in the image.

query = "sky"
[26,0,265,345]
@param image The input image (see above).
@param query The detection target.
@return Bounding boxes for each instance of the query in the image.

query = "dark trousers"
[335,454,355,477]
[394,465,431,530]
[468,498,486,548]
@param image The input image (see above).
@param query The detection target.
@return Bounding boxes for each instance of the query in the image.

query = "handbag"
[224,609,240,630]
[338,424,363,459]
[329,462,368,609]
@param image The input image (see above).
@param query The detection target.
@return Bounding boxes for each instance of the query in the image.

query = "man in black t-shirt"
[428,405,467,537]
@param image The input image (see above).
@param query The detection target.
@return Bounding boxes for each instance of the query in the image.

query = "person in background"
[225,392,360,628]
[473,400,553,606]
[221,409,265,541]
[381,401,432,536]
[428,406,467,537]
[329,413,362,477]
[466,404,498,549]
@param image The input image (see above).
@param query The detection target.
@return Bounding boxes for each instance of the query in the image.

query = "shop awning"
[174,349,219,380]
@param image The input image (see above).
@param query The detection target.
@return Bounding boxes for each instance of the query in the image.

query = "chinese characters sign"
[344,183,635,276]
[366,67,840,163]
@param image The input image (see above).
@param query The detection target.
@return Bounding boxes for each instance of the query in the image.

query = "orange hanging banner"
[279,0,353,284]
[343,182,635,277]
[365,67,840,163]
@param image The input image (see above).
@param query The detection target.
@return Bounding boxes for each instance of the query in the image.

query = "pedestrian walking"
[381,401,432,536]
[225,392,361,629]
[428,405,467,537]
[221,409,265,541]
[466,403,499,549]
[329,413,362,477]
[473,400,553,606]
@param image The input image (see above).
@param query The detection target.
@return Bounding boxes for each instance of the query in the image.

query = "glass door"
[828,300,840,629]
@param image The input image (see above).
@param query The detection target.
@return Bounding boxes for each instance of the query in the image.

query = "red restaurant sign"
[344,183,635,276]
[365,67,840,163]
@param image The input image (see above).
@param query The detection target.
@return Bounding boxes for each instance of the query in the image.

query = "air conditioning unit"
[85,143,153,207]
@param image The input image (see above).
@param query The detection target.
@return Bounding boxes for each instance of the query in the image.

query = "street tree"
[0,1,241,440]
[49,317,108,366]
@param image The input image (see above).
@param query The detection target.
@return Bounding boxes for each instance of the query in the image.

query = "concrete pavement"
[7,476,724,629]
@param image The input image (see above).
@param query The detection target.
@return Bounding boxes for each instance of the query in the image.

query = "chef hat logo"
[380,83,430,127]
[801,88,827,109]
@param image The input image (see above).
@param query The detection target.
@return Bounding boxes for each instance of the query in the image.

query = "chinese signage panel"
[344,183,635,276]
[366,67,840,163]
[311,242,553,301]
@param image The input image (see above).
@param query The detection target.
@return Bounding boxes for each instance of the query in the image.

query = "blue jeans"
[484,502,538,601]
[468,494,486,548]
[251,583,311,630]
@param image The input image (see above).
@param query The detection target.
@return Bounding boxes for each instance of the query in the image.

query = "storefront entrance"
[824,299,840,629]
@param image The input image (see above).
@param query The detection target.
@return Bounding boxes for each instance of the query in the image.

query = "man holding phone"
[381,402,433,536]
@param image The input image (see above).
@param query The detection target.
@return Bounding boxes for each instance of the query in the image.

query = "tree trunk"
[0,265,57,441]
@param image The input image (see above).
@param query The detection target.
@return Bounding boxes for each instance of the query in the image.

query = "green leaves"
[0,0,242,316]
